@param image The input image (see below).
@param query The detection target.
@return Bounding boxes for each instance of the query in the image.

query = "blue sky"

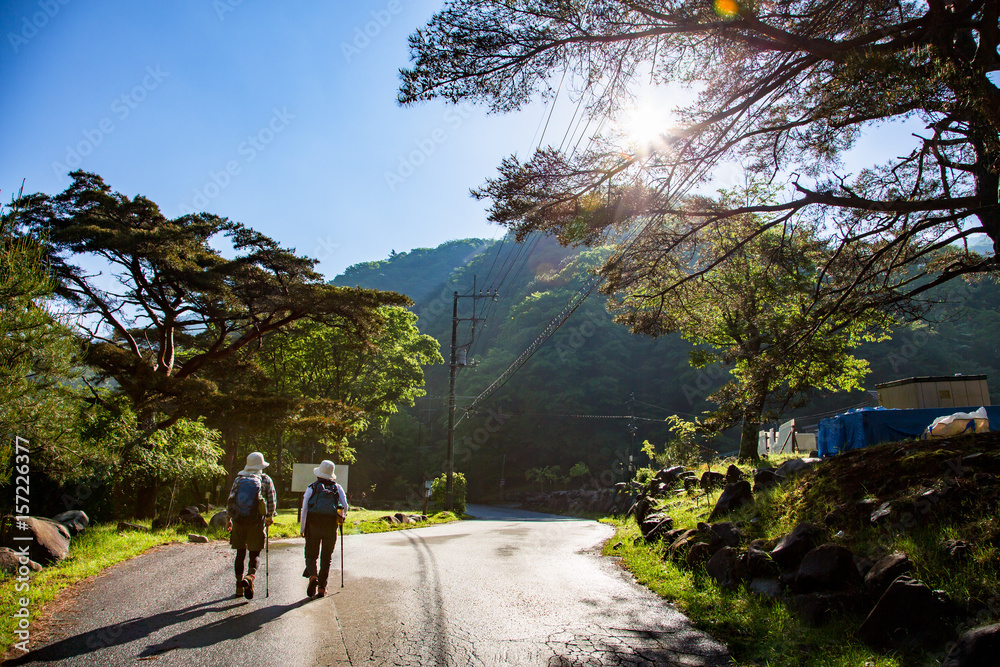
[0,0,563,279]
[4,2,986,284]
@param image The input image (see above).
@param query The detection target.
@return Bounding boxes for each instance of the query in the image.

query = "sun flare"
[622,102,673,147]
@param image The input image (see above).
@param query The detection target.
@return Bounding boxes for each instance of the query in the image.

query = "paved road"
[6,505,730,666]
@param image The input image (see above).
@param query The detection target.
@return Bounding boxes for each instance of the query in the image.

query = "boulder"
[179,506,201,518]
[942,622,1000,667]
[379,515,399,524]
[117,521,149,532]
[631,495,653,525]
[666,529,701,560]
[794,543,862,593]
[686,541,716,567]
[724,464,744,484]
[752,469,783,493]
[180,513,209,530]
[793,592,865,627]
[151,516,178,531]
[748,578,783,599]
[647,481,672,499]
[187,534,209,543]
[640,514,674,543]
[774,457,822,478]
[654,466,687,486]
[853,555,875,580]
[700,471,726,491]
[210,511,229,530]
[0,547,42,575]
[941,539,973,560]
[52,510,89,536]
[394,513,414,525]
[708,521,742,548]
[869,501,894,525]
[17,517,71,565]
[740,547,780,578]
[864,552,912,596]
[770,523,826,571]
[708,481,753,520]
[858,576,950,648]
[706,546,743,589]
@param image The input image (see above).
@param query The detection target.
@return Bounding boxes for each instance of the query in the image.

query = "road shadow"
[6,596,241,664]
[139,598,312,657]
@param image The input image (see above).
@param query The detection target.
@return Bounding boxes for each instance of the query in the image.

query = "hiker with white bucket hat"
[300,459,348,597]
[226,452,277,599]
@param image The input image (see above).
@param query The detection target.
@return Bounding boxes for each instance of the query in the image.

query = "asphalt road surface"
[6,505,730,666]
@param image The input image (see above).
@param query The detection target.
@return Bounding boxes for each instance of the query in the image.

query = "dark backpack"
[307,481,343,516]
[234,474,264,518]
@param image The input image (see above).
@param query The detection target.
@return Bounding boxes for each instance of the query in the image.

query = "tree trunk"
[135,480,159,519]
[738,415,761,463]
[274,440,283,510]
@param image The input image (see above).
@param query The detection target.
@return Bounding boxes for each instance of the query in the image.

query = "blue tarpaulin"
[817,406,1000,457]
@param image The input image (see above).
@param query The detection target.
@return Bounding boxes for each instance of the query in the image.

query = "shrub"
[430,472,466,514]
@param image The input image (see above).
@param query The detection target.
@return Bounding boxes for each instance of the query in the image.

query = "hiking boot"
[316,586,326,597]
[242,574,255,600]
[235,580,245,598]
[307,576,318,598]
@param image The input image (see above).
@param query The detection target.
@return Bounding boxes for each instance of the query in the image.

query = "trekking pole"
[265,524,270,598]
[340,520,344,588]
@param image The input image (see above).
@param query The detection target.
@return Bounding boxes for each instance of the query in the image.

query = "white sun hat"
[313,460,337,481]
[241,451,269,473]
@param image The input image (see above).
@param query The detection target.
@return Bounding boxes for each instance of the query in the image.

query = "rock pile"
[634,449,1000,660]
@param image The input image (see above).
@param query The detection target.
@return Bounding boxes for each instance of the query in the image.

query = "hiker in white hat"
[225,452,277,599]
[299,459,348,597]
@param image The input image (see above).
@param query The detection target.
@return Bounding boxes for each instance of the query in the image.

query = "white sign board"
[291,463,349,495]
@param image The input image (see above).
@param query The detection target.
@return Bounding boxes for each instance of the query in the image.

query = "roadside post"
[422,480,432,516]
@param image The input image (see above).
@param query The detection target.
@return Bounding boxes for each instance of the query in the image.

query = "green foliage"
[617,194,893,460]
[429,471,467,513]
[604,435,1000,666]
[334,235,999,502]
[259,306,443,435]
[10,171,409,435]
[75,396,225,517]
[525,465,565,490]
[568,461,589,480]
[641,415,706,469]
[400,0,999,316]
[0,195,83,485]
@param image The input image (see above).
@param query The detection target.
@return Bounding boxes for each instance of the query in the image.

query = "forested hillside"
[333,238,1000,502]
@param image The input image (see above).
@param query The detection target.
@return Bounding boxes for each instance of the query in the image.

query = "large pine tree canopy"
[399,0,1000,319]
[11,171,411,430]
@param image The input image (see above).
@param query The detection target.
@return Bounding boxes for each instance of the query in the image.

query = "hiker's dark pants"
[303,514,339,587]
[235,549,260,581]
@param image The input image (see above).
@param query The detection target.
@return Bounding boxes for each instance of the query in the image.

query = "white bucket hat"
[241,451,269,473]
[313,460,337,481]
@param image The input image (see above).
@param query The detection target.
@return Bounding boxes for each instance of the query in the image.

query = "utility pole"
[627,392,637,480]
[445,279,497,511]
[446,290,459,511]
